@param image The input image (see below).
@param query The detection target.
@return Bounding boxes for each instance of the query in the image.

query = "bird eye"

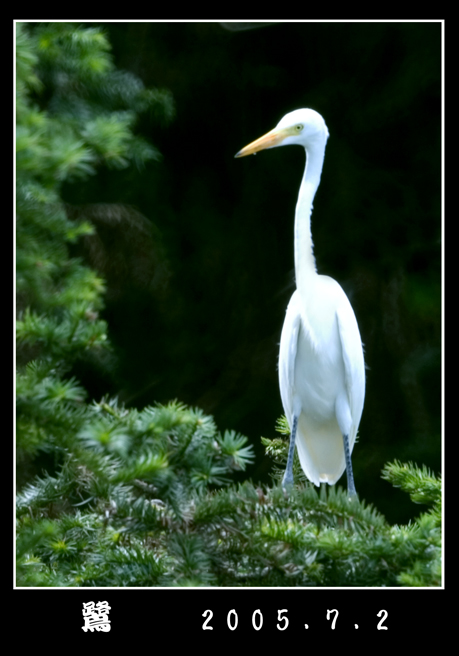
[295,124,303,132]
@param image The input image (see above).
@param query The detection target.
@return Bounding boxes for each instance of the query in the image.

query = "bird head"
[235,108,329,158]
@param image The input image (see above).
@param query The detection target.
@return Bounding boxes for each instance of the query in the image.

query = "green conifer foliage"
[16,23,441,588]
[16,21,173,466]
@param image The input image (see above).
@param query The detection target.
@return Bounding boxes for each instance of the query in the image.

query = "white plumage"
[236,108,365,496]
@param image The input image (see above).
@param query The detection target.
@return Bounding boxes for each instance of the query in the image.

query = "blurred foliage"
[16,21,174,472]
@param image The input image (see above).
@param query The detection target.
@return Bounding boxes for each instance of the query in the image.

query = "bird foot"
[347,488,358,501]
[282,473,294,495]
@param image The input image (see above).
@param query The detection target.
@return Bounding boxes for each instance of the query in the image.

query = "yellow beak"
[235,126,291,158]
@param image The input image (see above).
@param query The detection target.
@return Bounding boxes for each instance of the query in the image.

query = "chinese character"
[82,601,111,632]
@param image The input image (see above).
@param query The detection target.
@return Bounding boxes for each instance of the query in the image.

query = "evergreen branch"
[381,460,441,506]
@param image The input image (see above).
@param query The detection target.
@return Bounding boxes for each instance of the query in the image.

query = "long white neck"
[294,135,327,300]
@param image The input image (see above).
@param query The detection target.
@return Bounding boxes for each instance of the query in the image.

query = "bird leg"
[342,433,357,498]
[282,414,298,490]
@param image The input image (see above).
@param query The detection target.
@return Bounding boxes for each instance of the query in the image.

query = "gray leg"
[342,433,357,498]
[282,414,298,490]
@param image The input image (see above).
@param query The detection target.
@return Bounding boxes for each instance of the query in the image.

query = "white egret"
[235,108,365,497]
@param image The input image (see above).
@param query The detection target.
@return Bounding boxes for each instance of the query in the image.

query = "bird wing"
[336,297,365,448]
[278,290,302,424]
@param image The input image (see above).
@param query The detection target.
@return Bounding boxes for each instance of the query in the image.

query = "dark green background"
[63,22,441,524]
